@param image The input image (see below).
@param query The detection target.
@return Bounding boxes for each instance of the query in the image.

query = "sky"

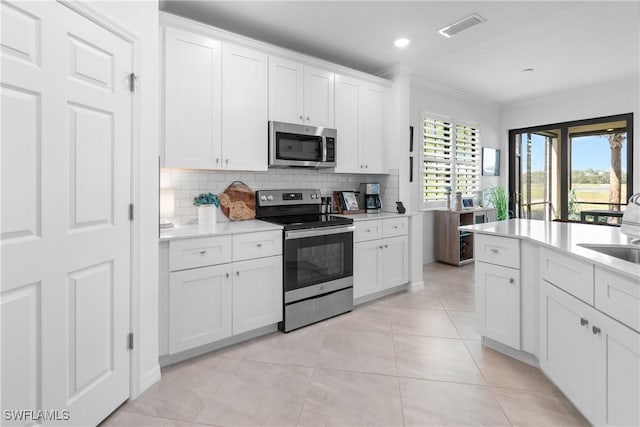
[528,134,627,172]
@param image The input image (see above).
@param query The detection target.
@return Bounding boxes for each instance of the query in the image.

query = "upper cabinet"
[269,57,335,128]
[221,44,268,171]
[334,74,388,174]
[163,27,268,171]
[164,27,222,169]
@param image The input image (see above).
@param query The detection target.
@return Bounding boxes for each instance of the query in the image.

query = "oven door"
[283,225,354,302]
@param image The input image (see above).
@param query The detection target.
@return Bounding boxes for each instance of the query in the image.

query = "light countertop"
[461,219,640,279]
[160,220,283,241]
[335,211,423,221]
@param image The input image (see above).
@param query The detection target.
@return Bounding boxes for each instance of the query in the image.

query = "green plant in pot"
[485,186,509,220]
[194,192,220,225]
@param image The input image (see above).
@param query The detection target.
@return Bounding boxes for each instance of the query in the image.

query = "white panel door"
[334,74,361,173]
[360,84,387,173]
[268,56,303,124]
[221,43,268,171]
[1,1,132,425]
[354,240,381,299]
[232,256,283,335]
[594,312,640,427]
[164,26,222,169]
[380,236,409,289]
[303,65,334,128]
[475,262,520,348]
[540,281,595,421]
[169,264,233,354]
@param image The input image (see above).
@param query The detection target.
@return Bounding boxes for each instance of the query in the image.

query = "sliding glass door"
[509,113,633,222]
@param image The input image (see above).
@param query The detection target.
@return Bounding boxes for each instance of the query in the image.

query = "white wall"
[409,78,502,263]
[86,1,160,397]
[501,76,640,193]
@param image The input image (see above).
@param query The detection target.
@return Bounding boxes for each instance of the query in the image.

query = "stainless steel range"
[255,189,354,332]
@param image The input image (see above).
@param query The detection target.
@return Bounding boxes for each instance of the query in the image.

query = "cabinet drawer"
[169,235,232,271]
[595,267,639,331]
[232,230,282,261]
[354,220,382,242]
[382,217,408,238]
[540,248,594,305]
[475,234,520,269]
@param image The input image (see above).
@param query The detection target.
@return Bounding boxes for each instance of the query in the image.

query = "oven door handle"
[285,225,355,240]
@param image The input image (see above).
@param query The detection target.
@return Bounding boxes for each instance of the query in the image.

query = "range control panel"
[256,189,322,206]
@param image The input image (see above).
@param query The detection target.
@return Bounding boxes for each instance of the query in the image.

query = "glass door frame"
[508,113,634,220]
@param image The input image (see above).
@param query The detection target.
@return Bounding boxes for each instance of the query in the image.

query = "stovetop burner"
[259,213,352,231]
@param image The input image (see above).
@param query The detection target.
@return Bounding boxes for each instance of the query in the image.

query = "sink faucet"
[621,193,640,239]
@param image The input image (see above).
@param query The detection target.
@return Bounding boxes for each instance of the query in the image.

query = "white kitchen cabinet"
[334,74,388,174]
[164,26,222,169]
[594,311,640,427]
[222,43,268,171]
[268,57,334,127]
[232,256,283,335]
[380,236,409,288]
[540,280,595,420]
[475,262,520,349]
[163,26,268,171]
[169,264,233,354]
[353,218,409,300]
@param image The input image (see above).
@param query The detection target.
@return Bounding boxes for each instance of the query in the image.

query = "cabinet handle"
[256,243,262,247]
[225,159,229,165]
[236,271,240,276]
[490,248,499,253]
[306,116,310,121]
[379,245,384,249]
[365,229,371,232]
[299,115,304,121]
[385,244,388,248]
[225,272,229,278]
[216,158,220,164]
[592,326,601,335]
[199,250,207,255]
[365,165,368,169]
[393,225,399,229]
[509,278,514,284]
[580,317,589,326]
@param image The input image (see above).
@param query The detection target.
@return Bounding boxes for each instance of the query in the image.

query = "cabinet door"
[539,281,595,420]
[380,236,409,289]
[360,84,387,173]
[354,240,381,299]
[221,43,268,171]
[268,56,304,124]
[475,262,520,348]
[169,264,232,354]
[232,256,283,335]
[594,312,640,427]
[334,74,361,173]
[304,65,334,128]
[164,27,222,169]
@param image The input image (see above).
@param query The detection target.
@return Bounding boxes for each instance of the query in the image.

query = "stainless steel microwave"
[268,121,337,168]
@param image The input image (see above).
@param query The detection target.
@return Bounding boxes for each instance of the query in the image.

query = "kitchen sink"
[577,243,640,264]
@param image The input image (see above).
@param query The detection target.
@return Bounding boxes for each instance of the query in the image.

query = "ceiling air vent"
[438,14,486,38]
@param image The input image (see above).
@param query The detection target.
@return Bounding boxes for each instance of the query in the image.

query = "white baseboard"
[423,257,435,265]
[139,365,161,396]
[408,280,425,292]
[482,337,539,368]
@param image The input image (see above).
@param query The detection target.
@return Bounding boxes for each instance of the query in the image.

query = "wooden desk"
[580,209,624,224]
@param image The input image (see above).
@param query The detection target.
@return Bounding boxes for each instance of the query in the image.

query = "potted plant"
[485,186,509,220]
[194,192,220,225]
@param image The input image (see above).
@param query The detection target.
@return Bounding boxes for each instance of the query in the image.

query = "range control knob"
[310,194,317,199]
[267,195,274,201]
[260,195,267,201]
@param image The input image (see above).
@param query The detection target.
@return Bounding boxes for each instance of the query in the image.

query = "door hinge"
[129,73,138,92]
[129,203,134,221]
[127,332,134,350]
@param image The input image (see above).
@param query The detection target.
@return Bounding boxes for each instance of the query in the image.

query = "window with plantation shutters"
[423,114,480,207]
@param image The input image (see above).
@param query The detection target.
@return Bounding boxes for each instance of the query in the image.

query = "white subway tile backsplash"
[160,168,400,225]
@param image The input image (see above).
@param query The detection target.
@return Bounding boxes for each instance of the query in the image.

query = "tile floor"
[102,262,588,427]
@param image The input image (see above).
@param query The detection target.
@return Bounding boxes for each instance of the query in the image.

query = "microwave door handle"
[321,138,328,162]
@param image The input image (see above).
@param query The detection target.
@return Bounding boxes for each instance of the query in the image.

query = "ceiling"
[160,1,640,105]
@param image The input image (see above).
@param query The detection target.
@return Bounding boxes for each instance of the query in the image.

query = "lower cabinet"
[169,264,233,354]
[232,256,283,335]
[354,235,408,299]
[475,261,520,349]
[540,280,640,426]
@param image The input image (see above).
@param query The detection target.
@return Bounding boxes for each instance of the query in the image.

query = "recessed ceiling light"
[438,14,486,38]
[521,68,534,72]
[394,38,411,48]
[606,128,614,131]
